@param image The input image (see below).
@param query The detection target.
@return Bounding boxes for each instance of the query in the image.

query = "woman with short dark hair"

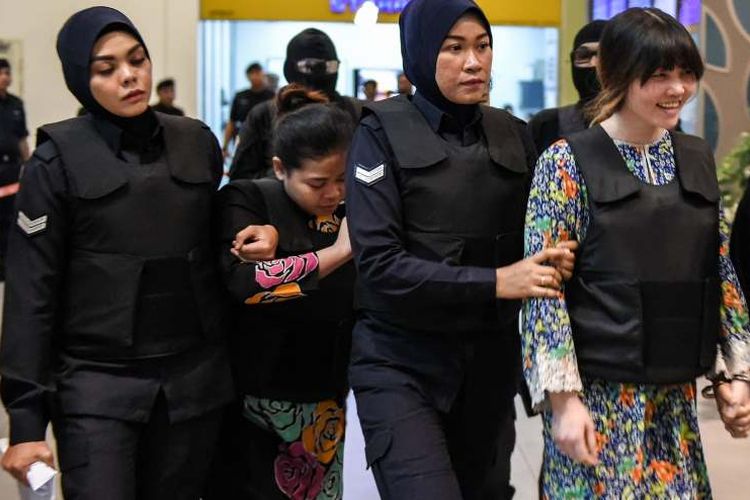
[523,7,750,497]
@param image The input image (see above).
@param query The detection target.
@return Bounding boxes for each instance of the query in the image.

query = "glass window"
[705,13,727,68]
[703,91,720,152]
[733,0,750,37]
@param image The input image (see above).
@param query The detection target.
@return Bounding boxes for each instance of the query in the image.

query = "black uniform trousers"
[53,391,223,500]
[0,157,20,278]
[352,321,518,500]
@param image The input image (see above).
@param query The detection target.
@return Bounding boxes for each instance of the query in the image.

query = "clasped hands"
[496,240,578,299]
[714,379,750,438]
[231,224,280,262]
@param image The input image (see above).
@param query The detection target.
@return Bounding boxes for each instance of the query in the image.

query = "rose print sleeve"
[712,203,750,381]
[521,140,590,408]
[244,253,320,304]
[218,182,320,305]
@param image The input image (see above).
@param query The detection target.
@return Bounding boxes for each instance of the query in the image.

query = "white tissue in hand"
[27,461,57,491]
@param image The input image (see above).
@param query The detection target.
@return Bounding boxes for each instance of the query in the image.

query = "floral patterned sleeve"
[522,140,590,408]
[712,204,750,381]
[243,253,320,304]
[219,182,320,305]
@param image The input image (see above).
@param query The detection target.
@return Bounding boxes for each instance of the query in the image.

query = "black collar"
[91,113,164,158]
[412,92,482,133]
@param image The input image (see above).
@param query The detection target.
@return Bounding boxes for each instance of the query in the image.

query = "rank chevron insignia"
[355,163,386,186]
[17,211,48,236]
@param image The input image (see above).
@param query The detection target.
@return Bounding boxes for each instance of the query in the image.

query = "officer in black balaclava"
[0,7,232,498]
[283,28,340,97]
[344,0,575,498]
[229,28,361,180]
[528,20,607,154]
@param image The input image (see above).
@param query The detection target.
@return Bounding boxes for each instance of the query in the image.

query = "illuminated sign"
[329,0,411,14]
[201,0,560,26]
[590,0,701,26]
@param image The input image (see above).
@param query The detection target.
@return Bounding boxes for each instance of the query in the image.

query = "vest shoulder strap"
[362,95,447,169]
[39,114,216,200]
[252,178,313,252]
[671,132,720,203]
[39,115,128,199]
[480,106,528,173]
[363,96,527,173]
[566,124,641,203]
[159,114,217,185]
[568,126,720,205]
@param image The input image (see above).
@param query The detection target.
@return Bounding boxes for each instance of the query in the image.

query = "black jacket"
[0,113,233,443]
[218,179,354,401]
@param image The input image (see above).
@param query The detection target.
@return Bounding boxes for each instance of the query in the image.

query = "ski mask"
[283,28,339,97]
[57,6,156,137]
[571,20,607,104]
[399,0,492,125]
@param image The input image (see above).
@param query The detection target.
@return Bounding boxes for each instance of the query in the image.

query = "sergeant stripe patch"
[17,211,48,236]
[355,163,386,186]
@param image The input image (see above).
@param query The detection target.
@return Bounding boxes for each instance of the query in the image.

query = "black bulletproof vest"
[558,104,587,137]
[359,95,530,334]
[230,179,354,400]
[39,114,225,359]
[566,125,721,384]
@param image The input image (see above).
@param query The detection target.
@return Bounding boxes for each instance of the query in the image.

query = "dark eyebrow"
[443,33,490,43]
[91,43,144,63]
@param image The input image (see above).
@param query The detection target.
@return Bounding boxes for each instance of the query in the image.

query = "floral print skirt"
[243,395,346,500]
[541,378,712,499]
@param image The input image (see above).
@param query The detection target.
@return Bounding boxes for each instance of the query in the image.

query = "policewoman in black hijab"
[345,0,576,498]
[229,28,361,181]
[0,7,232,499]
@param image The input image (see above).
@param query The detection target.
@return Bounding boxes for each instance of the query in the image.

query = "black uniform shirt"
[229,87,275,126]
[411,91,482,146]
[0,115,232,444]
[527,107,562,155]
[151,103,185,116]
[528,103,587,155]
[0,93,28,161]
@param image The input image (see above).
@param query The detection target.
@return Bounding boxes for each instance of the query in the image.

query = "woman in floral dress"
[209,85,355,500]
[522,8,750,499]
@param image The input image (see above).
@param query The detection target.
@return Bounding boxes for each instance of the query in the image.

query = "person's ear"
[272,156,286,181]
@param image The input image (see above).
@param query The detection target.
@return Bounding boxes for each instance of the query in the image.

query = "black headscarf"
[399,0,492,125]
[283,28,339,97]
[56,6,157,139]
[571,20,607,104]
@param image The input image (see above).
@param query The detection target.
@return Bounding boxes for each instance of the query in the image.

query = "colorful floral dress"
[522,132,750,499]
[243,397,346,500]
